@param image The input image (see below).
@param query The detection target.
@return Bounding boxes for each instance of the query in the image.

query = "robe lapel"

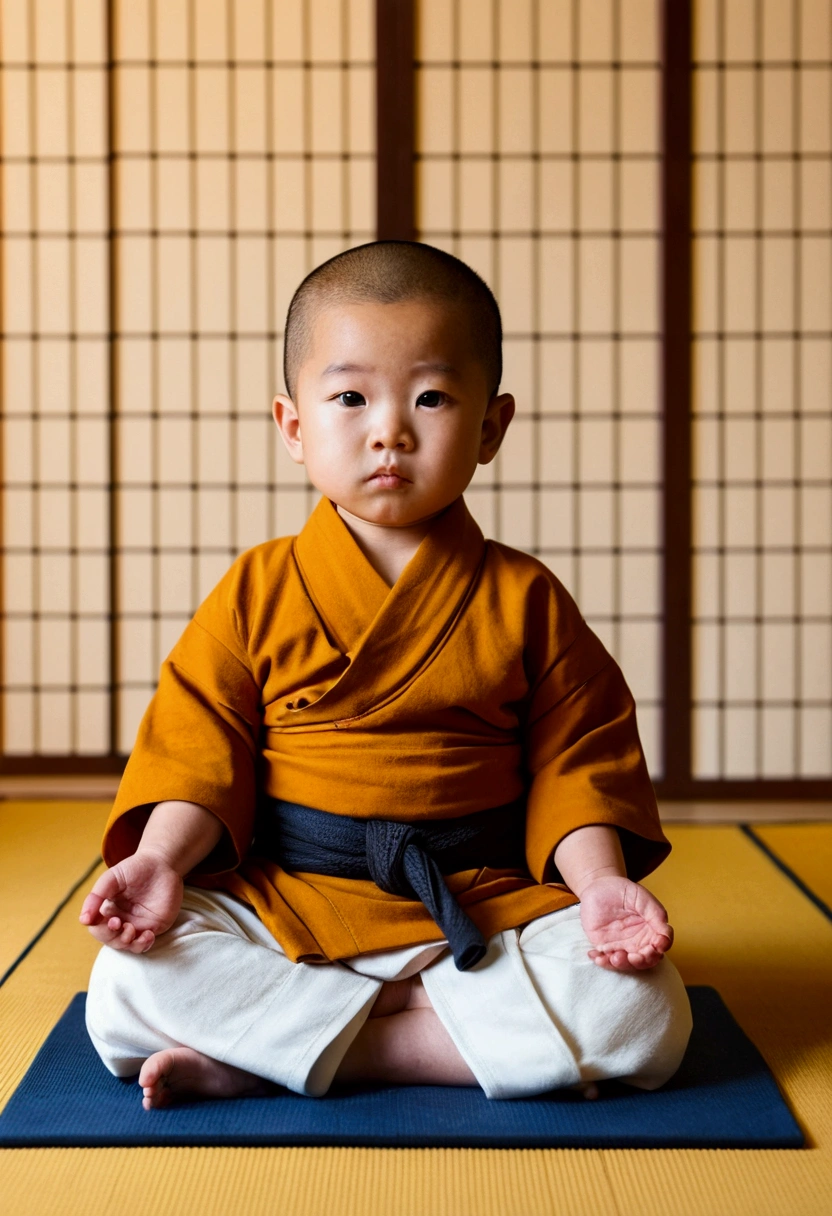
[282,494,486,729]
[293,494,390,654]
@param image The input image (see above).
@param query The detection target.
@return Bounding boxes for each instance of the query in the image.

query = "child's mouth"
[368,468,410,488]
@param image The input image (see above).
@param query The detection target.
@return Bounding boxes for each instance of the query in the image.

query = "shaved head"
[282,240,502,400]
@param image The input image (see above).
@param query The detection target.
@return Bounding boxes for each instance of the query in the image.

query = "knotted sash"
[253,797,528,970]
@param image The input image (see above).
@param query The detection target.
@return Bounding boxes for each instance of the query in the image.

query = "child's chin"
[345,497,422,524]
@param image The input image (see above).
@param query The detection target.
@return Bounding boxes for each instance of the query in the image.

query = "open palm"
[578,876,673,972]
[79,852,183,953]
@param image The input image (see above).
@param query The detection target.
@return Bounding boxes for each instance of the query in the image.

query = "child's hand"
[577,876,673,972]
[78,852,184,953]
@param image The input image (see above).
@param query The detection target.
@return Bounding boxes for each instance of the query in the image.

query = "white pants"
[85,886,693,1100]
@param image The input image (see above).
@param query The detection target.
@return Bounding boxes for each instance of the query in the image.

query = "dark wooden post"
[106,0,121,759]
[659,0,693,795]
[375,0,415,240]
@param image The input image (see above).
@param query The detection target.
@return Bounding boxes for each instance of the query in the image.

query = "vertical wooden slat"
[660,0,693,794]
[106,0,120,758]
[375,0,415,240]
[0,29,6,762]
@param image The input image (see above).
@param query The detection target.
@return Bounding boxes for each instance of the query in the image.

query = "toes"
[138,1063,157,1089]
[142,1088,170,1110]
[139,1050,171,1090]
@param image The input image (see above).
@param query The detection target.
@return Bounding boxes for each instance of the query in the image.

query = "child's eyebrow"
[321,362,368,376]
[415,361,459,376]
[320,361,459,377]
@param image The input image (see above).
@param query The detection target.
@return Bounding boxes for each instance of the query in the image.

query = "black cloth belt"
[252,796,529,971]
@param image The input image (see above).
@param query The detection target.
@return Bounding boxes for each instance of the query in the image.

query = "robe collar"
[286,494,486,727]
[293,495,391,654]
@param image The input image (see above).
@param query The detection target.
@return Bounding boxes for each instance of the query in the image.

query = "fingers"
[78,866,124,926]
[588,946,665,972]
[640,922,672,955]
[85,916,156,954]
[79,890,109,925]
[80,895,125,928]
[641,894,674,947]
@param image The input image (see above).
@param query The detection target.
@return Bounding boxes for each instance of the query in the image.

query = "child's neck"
[335,504,441,588]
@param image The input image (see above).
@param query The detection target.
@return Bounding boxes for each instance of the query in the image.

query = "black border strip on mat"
[740,825,832,925]
[0,856,103,990]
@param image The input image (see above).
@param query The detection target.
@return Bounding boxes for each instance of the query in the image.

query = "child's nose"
[370,406,415,450]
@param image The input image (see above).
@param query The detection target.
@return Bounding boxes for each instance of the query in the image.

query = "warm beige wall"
[691,0,832,777]
[415,0,664,773]
[2,0,110,754]
[1,0,374,754]
[1,0,831,782]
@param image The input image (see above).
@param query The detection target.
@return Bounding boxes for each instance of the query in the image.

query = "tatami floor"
[0,802,830,1216]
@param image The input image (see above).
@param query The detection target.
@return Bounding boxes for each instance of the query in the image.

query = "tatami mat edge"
[0,801,110,977]
[0,855,102,991]
[746,823,832,914]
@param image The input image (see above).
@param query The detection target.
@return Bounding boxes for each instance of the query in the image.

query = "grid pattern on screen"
[1,0,111,755]
[1,0,375,756]
[415,0,664,775]
[692,0,832,778]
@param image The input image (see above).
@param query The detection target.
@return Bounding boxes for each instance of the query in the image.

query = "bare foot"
[138,1047,278,1110]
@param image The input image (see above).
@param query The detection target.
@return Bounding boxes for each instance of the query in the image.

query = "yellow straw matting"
[750,823,832,910]
[0,815,830,1216]
[0,801,108,977]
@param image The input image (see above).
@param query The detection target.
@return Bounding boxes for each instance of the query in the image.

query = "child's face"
[273,297,515,528]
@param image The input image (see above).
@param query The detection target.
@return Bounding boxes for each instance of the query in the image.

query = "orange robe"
[102,494,670,963]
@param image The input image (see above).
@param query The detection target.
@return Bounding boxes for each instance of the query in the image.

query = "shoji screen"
[1,0,375,759]
[415,0,664,774]
[692,0,832,779]
[113,0,373,752]
[1,0,111,755]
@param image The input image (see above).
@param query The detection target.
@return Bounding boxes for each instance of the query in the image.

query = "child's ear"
[478,393,515,464]
[272,394,305,465]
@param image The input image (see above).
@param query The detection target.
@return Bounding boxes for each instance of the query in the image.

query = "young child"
[80,240,692,1110]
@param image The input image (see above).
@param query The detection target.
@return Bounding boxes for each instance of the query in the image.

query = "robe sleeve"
[522,570,669,886]
[101,555,263,878]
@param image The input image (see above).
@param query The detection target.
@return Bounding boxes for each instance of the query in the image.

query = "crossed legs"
[138,975,476,1109]
[87,888,692,1108]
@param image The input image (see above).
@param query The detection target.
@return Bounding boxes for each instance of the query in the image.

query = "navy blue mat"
[0,986,803,1149]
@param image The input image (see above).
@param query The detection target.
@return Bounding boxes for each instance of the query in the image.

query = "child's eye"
[337,391,366,407]
[416,390,445,408]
